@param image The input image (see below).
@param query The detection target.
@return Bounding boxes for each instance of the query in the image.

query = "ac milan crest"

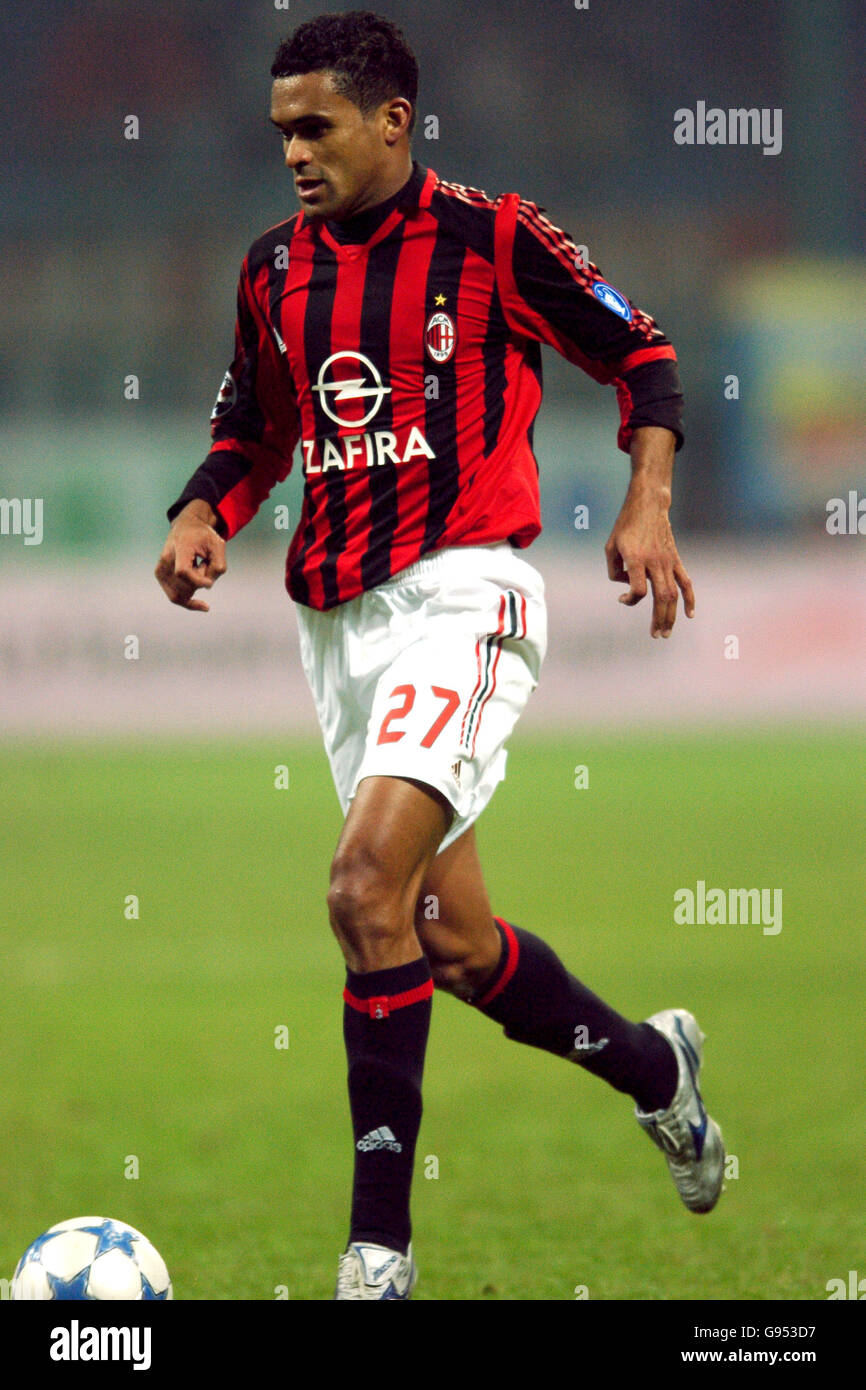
[425,310,456,364]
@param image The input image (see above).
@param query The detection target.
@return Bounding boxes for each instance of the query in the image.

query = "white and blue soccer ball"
[11,1217,172,1300]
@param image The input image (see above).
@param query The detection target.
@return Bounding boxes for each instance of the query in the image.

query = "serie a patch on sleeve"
[591,281,632,322]
[211,368,238,421]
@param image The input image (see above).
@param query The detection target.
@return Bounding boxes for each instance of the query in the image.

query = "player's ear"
[383,97,412,144]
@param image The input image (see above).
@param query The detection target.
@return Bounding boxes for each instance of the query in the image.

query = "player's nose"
[283,136,312,169]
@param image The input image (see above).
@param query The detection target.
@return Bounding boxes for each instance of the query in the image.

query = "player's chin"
[296,181,333,215]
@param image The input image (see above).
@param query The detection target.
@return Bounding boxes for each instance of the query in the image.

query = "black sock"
[472,919,678,1112]
[343,957,433,1256]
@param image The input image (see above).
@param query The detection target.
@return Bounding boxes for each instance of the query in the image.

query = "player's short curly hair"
[270,11,418,135]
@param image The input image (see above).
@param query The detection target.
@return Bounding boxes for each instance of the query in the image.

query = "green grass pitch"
[2,729,863,1300]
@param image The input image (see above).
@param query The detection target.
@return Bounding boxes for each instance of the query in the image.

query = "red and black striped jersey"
[167,162,684,610]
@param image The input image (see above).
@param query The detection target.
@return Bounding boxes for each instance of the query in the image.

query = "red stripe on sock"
[473,917,520,1008]
[343,978,434,1018]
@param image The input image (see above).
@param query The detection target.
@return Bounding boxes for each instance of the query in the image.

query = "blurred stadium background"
[2,0,864,1301]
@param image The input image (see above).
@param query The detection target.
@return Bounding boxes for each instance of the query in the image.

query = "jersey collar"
[399,161,436,213]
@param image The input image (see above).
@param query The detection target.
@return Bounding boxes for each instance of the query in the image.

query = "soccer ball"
[11,1216,172,1300]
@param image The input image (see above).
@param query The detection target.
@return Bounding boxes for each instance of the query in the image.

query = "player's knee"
[327,848,405,956]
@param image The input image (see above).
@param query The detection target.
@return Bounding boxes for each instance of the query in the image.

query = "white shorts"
[295,544,547,852]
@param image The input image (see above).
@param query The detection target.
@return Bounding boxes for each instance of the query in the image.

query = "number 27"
[377,684,461,748]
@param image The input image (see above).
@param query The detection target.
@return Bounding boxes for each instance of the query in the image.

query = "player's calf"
[465,917,680,1114]
[417,914,502,1000]
[328,775,448,1268]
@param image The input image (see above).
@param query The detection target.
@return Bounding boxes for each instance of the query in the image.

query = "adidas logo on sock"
[356,1126,403,1153]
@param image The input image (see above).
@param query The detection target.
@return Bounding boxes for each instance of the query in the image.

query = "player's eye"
[278,125,325,141]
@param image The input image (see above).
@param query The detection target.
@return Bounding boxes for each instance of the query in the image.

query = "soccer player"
[155,11,724,1300]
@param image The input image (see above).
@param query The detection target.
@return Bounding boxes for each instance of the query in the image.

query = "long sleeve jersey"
[167,161,684,610]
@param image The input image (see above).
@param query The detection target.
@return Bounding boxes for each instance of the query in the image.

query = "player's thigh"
[329,772,452,931]
[355,621,541,859]
[414,826,501,988]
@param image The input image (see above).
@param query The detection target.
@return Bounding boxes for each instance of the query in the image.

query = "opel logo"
[311,351,392,428]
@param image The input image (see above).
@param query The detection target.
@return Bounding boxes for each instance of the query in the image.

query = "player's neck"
[354,157,414,217]
[325,160,417,243]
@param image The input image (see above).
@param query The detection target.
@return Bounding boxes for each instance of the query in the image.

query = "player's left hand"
[605,503,695,639]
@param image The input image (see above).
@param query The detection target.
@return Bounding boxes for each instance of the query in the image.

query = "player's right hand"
[154,503,227,612]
